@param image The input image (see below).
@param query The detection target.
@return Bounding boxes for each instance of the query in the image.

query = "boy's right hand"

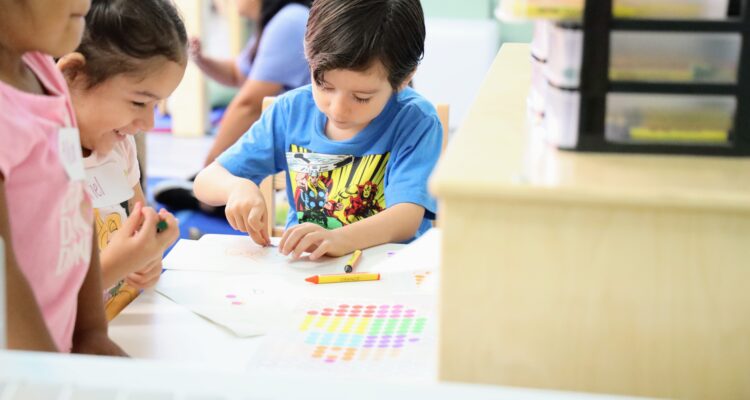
[225,181,271,246]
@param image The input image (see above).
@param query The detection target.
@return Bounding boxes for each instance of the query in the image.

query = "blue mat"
[154,108,226,133]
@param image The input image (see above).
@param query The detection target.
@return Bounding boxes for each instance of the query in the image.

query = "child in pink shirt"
[0,0,124,354]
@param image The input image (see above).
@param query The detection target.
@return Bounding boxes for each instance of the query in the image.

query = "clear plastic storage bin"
[530,21,551,62]
[545,25,741,88]
[605,93,736,146]
[544,84,580,149]
[528,56,548,119]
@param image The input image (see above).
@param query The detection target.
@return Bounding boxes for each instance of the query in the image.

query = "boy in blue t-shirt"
[194,0,442,260]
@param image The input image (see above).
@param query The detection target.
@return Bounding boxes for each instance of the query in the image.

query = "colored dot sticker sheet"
[250,298,437,381]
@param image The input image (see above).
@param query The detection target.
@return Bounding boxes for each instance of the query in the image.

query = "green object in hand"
[156,220,168,233]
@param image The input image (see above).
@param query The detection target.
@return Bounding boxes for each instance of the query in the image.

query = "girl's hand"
[225,181,270,246]
[103,202,179,281]
[279,223,353,260]
[125,257,162,289]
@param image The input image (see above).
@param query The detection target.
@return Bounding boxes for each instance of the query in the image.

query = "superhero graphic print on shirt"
[286,145,389,229]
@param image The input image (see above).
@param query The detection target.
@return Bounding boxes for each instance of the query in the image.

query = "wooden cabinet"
[430,44,750,399]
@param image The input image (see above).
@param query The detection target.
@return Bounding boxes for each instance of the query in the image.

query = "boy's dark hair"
[248,0,313,62]
[76,0,188,88]
[305,0,425,90]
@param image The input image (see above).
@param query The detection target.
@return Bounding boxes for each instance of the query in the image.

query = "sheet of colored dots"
[299,303,429,364]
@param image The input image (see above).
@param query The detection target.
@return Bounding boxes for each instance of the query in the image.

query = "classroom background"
[147,0,531,241]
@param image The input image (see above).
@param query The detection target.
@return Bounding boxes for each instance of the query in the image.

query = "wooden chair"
[259,96,449,237]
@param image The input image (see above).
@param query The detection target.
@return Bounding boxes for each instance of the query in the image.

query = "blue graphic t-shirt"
[218,85,442,239]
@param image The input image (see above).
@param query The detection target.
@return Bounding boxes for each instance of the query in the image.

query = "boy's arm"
[195,162,270,246]
[337,203,424,248]
[194,162,260,206]
[1,179,58,351]
[71,225,127,356]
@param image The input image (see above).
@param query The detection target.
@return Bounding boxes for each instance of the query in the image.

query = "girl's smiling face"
[67,58,186,156]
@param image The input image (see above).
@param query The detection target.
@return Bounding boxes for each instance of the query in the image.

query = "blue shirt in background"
[236,3,310,91]
[217,85,443,240]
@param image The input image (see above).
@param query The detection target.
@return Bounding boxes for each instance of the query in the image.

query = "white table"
[109,284,261,372]
[107,232,645,399]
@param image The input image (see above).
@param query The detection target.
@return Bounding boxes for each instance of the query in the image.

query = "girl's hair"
[248,0,313,62]
[305,0,425,90]
[76,0,188,88]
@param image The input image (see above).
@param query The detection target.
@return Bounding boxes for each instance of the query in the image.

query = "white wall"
[414,18,501,135]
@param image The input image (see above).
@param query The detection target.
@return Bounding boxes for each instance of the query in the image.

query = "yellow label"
[629,127,728,143]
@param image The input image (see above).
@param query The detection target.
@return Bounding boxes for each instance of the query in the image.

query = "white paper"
[371,229,441,273]
[157,268,421,337]
[164,235,406,277]
[155,271,295,337]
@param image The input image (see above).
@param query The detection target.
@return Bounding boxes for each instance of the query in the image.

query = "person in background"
[154,0,311,212]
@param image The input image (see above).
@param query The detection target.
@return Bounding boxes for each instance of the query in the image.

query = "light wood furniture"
[170,0,246,137]
[429,44,750,399]
[171,0,210,137]
[259,96,450,237]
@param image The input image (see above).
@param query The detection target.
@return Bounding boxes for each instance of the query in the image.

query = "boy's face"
[311,60,397,140]
[68,59,186,156]
[0,0,90,57]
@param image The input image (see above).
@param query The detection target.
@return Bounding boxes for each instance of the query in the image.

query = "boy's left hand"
[279,223,352,260]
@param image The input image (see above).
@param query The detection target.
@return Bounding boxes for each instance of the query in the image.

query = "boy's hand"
[225,181,271,246]
[279,223,352,260]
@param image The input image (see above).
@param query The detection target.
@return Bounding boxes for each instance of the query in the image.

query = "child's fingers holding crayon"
[120,201,145,237]
[154,209,179,249]
[134,206,159,237]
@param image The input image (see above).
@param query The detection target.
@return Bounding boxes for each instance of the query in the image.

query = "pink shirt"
[0,52,93,352]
